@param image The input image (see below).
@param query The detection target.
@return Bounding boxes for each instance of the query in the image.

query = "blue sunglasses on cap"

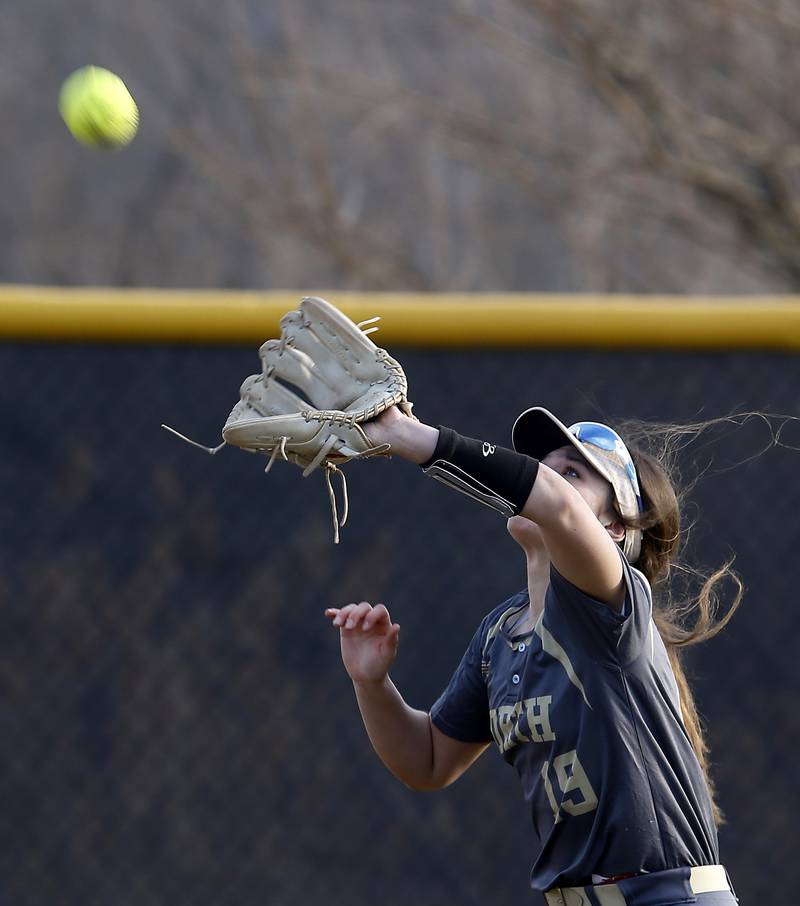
[568,421,644,513]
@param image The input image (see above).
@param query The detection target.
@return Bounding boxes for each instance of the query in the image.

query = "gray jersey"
[430,552,719,891]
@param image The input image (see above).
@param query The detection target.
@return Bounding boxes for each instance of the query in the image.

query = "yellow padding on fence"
[1,285,799,348]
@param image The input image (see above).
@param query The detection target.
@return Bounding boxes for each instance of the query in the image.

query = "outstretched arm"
[325,602,488,790]
[365,408,623,607]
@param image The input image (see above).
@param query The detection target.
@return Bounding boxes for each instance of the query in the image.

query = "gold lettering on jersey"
[524,695,555,742]
[489,696,556,752]
[492,703,528,751]
[553,751,598,815]
[541,760,563,825]
[543,750,599,824]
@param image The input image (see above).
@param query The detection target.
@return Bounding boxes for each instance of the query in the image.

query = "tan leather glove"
[164,296,414,541]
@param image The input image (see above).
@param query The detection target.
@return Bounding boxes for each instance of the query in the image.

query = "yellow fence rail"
[1,285,799,349]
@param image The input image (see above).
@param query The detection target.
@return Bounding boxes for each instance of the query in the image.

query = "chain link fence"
[1,341,797,905]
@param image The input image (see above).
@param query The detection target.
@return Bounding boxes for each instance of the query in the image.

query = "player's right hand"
[324,602,400,684]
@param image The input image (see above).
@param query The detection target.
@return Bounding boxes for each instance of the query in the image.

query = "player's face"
[542,445,617,521]
[506,445,620,550]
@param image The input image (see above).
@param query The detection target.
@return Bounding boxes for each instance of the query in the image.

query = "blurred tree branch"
[525,0,800,284]
[31,0,800,292]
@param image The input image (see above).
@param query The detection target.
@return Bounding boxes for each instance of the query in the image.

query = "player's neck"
[524,548,550,625]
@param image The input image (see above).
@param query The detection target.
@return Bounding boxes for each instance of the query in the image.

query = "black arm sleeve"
[420,426,540,517]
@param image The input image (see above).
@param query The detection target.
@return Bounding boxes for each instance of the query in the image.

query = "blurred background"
[6,0,800,292]
[1,1,799,904]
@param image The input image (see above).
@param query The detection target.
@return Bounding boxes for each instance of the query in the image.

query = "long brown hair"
[614,417,749,826]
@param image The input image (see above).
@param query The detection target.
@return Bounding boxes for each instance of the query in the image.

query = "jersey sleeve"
[430,616,493,743]
[546,549,654,665]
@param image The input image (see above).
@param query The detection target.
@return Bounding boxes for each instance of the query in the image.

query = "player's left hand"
[361,401,410,447]
[324,602,401,685]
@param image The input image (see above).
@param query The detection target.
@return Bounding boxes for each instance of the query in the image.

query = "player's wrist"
[365,409,439,464]
[389,417,439,464]
[352,674,393,695]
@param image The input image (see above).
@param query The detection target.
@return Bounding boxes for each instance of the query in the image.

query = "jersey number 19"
[540,750,599,824]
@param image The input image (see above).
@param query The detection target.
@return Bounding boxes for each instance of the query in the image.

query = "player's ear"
[602,517,625,544]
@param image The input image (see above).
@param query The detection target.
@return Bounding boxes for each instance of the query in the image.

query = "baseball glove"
[163,296,414,541]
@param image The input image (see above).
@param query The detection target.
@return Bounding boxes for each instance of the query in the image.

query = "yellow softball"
[58,66,139,149]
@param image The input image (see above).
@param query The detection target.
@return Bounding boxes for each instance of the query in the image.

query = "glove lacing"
[325,464,348,544]
[301,432,389,543]
[161,424,226,455]
[263,436,288,474]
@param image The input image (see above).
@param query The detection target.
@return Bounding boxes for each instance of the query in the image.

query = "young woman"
[325,404,741,905]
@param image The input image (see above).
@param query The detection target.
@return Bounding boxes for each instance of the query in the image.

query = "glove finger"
[299,296,379,366]
[224,373,316,449]
[276,314,357,396]
[294,297,411,416]
[284,297,384,385]
[224,374,305,429]
[259,340,348,411]
[239,373,309,416]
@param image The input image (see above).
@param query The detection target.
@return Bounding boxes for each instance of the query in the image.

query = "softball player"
[325,405,740,905]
